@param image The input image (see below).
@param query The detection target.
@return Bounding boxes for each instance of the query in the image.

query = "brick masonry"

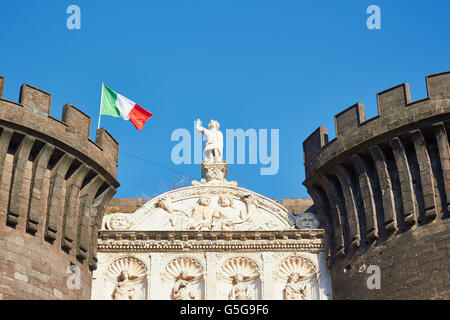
[106,198,147,213]
[302,71,450,299]
[280,198,315,214]
[0,77,119,299]
[331,218,449,299]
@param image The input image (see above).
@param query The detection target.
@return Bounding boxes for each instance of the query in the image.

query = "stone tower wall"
[302,71,450,299]
[0,76,119,299]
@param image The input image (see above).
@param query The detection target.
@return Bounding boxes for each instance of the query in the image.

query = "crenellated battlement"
[302,71,450,300]
[0,76,5,97]
[0,76,120,299]
[0,77,119,184]
[304,71,450,177]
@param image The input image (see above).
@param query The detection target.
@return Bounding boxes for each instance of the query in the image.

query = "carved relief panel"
[155,256,206,300]
[107,257,148,300]
[112,185,293,232]
[217,257,262,300]
[273,255,320,300]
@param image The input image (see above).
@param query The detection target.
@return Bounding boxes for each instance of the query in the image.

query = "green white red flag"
[100,84,152,130]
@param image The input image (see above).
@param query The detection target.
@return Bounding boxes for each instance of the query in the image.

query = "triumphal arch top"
[91,119,332,300]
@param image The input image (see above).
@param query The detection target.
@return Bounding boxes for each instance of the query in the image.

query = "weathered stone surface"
[106,198,147,214]
[0,77,119,300]
[303,71,450,299]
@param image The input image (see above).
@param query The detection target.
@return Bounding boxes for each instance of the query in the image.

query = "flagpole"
[97,82,104,130]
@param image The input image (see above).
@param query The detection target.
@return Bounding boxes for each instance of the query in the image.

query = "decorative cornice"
[99,229,324,241]
[97,230,325,253]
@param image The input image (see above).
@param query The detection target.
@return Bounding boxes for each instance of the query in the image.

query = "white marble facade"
[92,168,332,300]
[91,120,332,300]
[93,251,332,300]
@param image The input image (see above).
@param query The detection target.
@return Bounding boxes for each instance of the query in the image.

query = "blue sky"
[0,0,449,200]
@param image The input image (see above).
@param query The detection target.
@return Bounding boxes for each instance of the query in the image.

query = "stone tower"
[0,76,119,299]
[302,71,449,299]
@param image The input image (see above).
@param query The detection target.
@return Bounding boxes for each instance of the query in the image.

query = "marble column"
[262,252,274,300]
[149,253,162,299]
[205,253,217,299]
[317,251,333,300]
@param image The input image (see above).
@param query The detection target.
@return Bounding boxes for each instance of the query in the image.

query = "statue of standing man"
[196,119,223,163]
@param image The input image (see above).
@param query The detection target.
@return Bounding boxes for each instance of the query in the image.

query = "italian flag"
[100,84,152,130]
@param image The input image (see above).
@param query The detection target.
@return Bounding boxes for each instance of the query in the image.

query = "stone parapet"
[302,71,450,299]
[0,77,119,299]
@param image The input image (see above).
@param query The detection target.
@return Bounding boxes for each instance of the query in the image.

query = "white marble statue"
[195,119,223,163]
[284,273,306,300]
[112,271,136,300]
[186,196,214,230]
[166,258,204,300]
[284,272,315,300]
[228,273,253,300]
[242,194,257,224]
[212,195,244,230]
[156,197,186,227]
[173,272,197,300]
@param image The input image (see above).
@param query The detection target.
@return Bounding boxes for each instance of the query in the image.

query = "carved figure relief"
[221,257,260,300]
[166,257,204,300]
[212,195,244,230]
[295,212,320,229]
[173,272,198,300]
[126,182,292,231]
[185,197,214,230]
[106,213,130,230]
[228,273,253,300]
[242,194,258,224]
[156,197,190,228]
[285,273,314,300]
[204,165,225,180]
[277,256,317,300]
[140,191,289,231]
[112,271,136,300]
[108,257,147,300]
